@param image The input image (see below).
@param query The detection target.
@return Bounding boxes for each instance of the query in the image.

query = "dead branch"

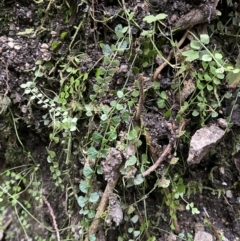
[142,143,172,177]
[42,196,60,241]
[173,0,220,31]
[84,172,120,241]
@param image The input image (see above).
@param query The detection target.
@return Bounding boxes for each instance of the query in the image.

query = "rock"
[8,41,14,48]
[187,123,226,164]
[226,190,233,199]
[194,231,213,241]
[40,43,49,49]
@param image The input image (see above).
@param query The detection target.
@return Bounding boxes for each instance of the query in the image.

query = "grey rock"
[187,124,226,164]
[194,231,213,241]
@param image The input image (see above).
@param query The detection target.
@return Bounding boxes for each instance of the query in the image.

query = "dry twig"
[84,172,120,241]
[142,143,172,177]
[42,195,60,241]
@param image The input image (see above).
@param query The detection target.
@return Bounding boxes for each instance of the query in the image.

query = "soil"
[0,0,240,241]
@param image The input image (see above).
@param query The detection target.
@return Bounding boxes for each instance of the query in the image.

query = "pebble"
[226,190,233,199]
[217,118,228,128]
[51,31,57,37]
[118,64,128,73]
[40,43,49,49]
[8,41,14,48]
[14,45,22,50]
[194,231,213,241]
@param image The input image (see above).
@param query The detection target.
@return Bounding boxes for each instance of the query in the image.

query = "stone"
[194,231,213,241]
[187,123,226,164]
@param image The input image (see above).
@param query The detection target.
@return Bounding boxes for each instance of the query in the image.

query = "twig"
[135,73,145,121]
[142,143,172,177]
[42,195,60,241]
[84,172,120,241]
[153,29,189,80]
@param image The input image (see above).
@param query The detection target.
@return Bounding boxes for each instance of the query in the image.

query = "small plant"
[0,164,45,239]
[158,173,199,232]
[175,32,238,124]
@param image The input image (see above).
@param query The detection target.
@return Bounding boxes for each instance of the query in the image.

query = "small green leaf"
[79,180,89,194]
[201,54,212,62]
[87,146,98,160]
[160,91,167,99]
[92,131,103,143]
[112,59,120,67]
[157,99,165,109]
[170,157,179,165]
[141,30,154,36]
[111,115,121,125]
[211,112,218,118]
[125,156,137,167]
[35,69,44,77]
[129,12,134,20]
[107,127,117,141]
[51,40,60,50]
[157,177,170,188]
[213,77,221,85]
[77,196,87,207]
[96,66,106,76]
[100,43,112,56]
[60,31,68,39]
[190,40,201,50]
[233,68,240,74]
[192,110,199,116]
[110,100,117,107]
[89,192,100,203]
[214,52,223,59]
[147,237,156,241]
[89,234,96,241]
[215,67,224,74]
[122,111,130,121]
[127,129,138,140]
[155,13,168,20]
[182,50,199,62]
[131,215,139,223]
[143,15,156,23]
[207,84,213,91]
[83,166,94,178]
[192,207,200,214]
[134,174,144,185]
[116,103,124,110]
[100,114,108,121]
[115,24,123,38]
[122,26,129,33]
[47,150,56,159]
[117,90,124,98]
[133,230,141,237]
[200,34,210,44]
[132,90,139,97]
[204,73,211,81]
[143,13,167,23]
[108,68,116,75]
[153,81,160,89]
